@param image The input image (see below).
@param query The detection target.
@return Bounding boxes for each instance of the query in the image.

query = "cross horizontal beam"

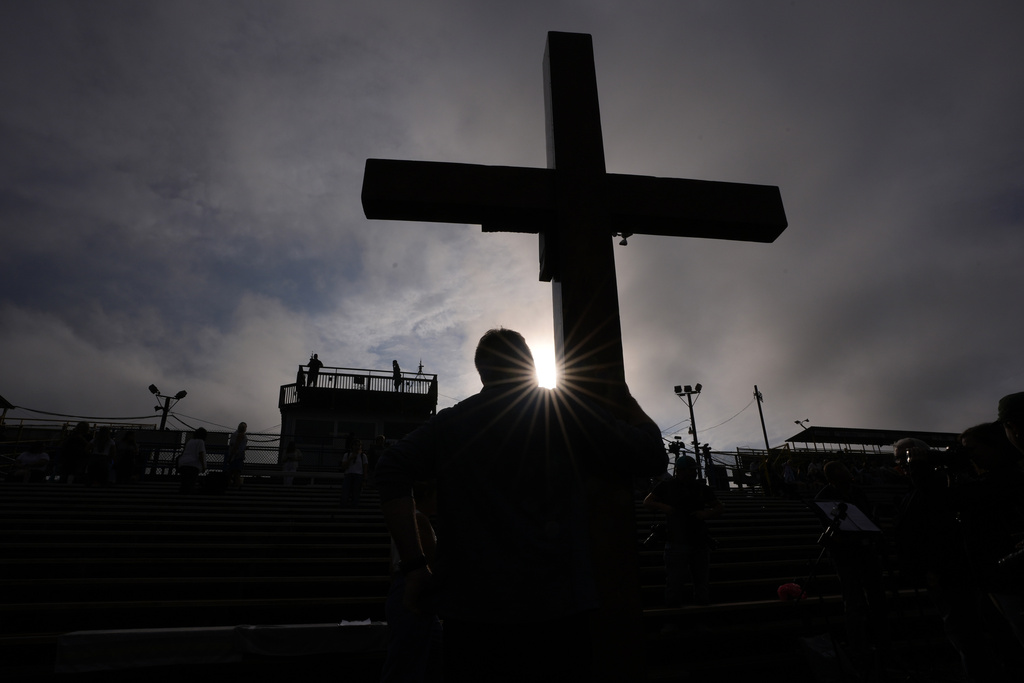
[362,158,787,242]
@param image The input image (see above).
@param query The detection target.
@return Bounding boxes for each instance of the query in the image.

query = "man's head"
[998,392,1024,454]
[961,421,1018,473]
[474,328,536,387]
[674,455,698,479]
[823,460,853,489]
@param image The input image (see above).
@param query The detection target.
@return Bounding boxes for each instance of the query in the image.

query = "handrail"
[296,364,437,392]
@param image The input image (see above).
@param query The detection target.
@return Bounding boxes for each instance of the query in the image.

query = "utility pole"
[754,385,770,451]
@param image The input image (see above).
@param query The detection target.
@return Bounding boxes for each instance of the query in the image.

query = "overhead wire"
[168,412,236,431]
[169,414,199,431]
[700,397,756,433]
[660,417,691,435]
[8,406,158,421]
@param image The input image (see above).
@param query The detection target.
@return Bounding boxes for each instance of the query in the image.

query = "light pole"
[673,383,704,478]
[149,384,187,431]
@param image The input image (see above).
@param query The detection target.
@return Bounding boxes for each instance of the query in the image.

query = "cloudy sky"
[3,1,1023,452]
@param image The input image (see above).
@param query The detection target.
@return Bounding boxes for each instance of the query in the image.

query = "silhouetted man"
[307,353,323,388]
[376,328,666,683]
[392,360,402,392]
[999,392,1024,455]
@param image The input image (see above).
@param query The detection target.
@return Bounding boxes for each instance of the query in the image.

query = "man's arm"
[602,383,668,476]
[642,490,673,514]
[602,383,657,427]
[376,419,444,614]
[693,497,724,520]
[382,495,424,564]
[382,495,433,614]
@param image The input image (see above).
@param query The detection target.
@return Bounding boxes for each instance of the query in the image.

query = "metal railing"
[282,365,438,406]
[0,424,382,481]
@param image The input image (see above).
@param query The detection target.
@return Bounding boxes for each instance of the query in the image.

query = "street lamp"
[149,384,187,431]
[673,384,705,478]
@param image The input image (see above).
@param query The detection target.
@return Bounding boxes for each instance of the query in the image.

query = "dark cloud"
[2,2,1023,447]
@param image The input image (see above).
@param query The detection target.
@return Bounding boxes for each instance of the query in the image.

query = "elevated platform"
[279,365,437,418]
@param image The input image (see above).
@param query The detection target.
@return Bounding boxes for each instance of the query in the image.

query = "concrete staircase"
[0,479,962,681]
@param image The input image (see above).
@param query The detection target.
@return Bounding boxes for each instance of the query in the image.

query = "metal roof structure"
[784,425,960,451]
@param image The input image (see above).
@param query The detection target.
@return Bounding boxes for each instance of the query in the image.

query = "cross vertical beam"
[542,34,641,682]
[543,33,626,395]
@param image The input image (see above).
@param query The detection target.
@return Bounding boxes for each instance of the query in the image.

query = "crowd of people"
[3,418,397,505]
[5,421,148,486]
[3,420,248,490]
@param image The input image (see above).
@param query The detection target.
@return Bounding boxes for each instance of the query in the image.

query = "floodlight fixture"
[673,382,706,478]
[148,384,188,431]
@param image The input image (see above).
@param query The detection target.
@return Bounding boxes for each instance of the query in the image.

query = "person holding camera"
[643,455,723,607]
[815,461,887,661]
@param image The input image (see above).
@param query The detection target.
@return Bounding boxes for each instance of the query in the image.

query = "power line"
[701,397,756,433]
[8,406,157,422]
[660,417,691,435]
[662,396,754,437]
[169,414,199,432]
[168,412,235,431]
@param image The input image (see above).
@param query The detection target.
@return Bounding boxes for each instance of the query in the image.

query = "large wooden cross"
[362,31,786,681]
[363,32,786,390]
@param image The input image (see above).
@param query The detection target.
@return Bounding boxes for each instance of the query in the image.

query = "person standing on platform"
[59,421,90,484]
[307,353,324,388]
[114,431,138,484]
[226,422,247,488]
[177,428,207,494]
[87,426,116,487]
[282,441,301,486]
[341,440,368,507]
[12,442,49,482]
[392,360,403,392]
